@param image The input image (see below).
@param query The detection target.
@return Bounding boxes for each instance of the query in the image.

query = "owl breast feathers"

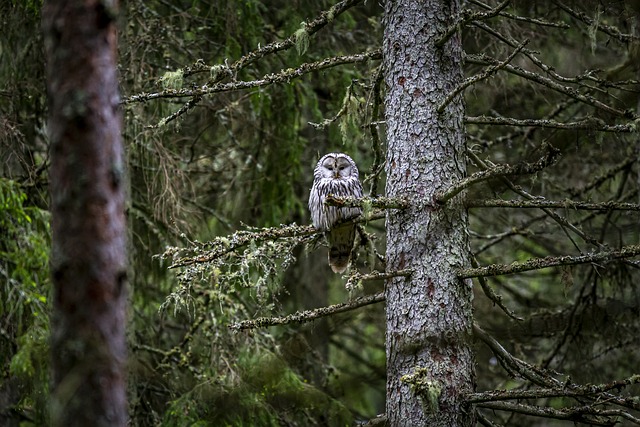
[309,153,364,273]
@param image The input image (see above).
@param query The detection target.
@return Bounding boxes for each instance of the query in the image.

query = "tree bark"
[43,1,127,426]
[383,1,475,425]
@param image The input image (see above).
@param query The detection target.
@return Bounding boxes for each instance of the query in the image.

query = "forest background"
[2,0,640,426]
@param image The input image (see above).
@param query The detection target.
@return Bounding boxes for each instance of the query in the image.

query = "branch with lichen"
[458,244,640,279]
[324,194,410,210]
[229,269,411,330]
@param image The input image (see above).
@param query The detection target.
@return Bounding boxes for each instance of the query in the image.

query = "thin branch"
[464,115,636,133]
[555,1,637,43]
[436,0,511,48]
[476,401,636,426]
[472,255,523,321]
[469,0,569,28]
[435,144,560,204]
[458,244,640,279]
[466,54,634,118]
[437,39,528,114]
[467,199,640,211]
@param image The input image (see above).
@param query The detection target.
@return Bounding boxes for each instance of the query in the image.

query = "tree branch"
[324,194,410,210]
[229,269,411,330]
[123,50,381,105]
[229,290,385,330]
[437,39,528,114]
[465,115,636,133]
[467,198,640,211]
[468,375,640,404]
[458,244,640,279]
[435,0,511,48]
[435,144,560,204]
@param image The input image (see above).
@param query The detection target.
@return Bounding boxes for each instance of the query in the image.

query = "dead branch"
[465,115,636,133]
[458,244,640,279]
[467,199,640,211]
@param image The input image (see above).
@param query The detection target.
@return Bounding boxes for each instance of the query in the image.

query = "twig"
[467,199,640,211]
[437,39,529,114]
[472,255,523,321]
[555,1,636,43]
[435,0,511,48]
[469,0,569,28]
[458,244,640,279]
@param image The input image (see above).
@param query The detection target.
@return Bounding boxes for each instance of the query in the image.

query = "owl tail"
[328,224,356,274]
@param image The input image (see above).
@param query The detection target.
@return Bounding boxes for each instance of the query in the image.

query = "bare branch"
[324,194,410,210]
[467,198,640,211]
[437,39,528,114]
[555,1,637,43]
[475,401,637,426]
[469,0,569,28]
[458,244,640,279]
[465,115,636,133]
[435,144,560,204]
[466,54,634,118]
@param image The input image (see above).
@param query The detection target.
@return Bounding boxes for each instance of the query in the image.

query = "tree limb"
[467,198,640,211]
[458,244,640,279]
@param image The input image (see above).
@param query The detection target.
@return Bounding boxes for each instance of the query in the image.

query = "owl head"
[314,152,359,181]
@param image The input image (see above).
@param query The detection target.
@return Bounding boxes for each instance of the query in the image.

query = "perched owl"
[309,152,364,273]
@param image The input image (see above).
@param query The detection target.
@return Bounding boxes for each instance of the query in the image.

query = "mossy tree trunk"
[383,0,475,425]
[43,0,127,426]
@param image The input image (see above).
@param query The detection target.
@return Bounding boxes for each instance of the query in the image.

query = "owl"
[309,152,364,273]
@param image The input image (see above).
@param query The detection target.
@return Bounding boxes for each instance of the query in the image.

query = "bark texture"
[43,1,127,426]
[383,1,475,425]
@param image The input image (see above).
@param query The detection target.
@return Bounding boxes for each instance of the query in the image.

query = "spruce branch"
[230,291,385,330]
[467,375,640,403]
[230,269,411,330]
[435,0,511,48]
[467,198,640,211]
[472,255,523,321]
[458,244,640,279]
[475,401,639,426]
[435,144,560,204]
[555,1,636,43]
[123,50,381,105]
[437,39,529,114]
[324,194,410,210]
[466,54,634,118]
[465,115,637,133]
[469,0,569,28]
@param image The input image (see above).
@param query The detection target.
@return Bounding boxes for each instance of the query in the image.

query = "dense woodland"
[2,0,640,425]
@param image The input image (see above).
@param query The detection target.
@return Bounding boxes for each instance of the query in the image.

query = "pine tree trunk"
[43,1,127,426]
[383,0,475,425]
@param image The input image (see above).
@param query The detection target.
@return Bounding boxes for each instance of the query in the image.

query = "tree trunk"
[383,1,475,425]
[43,1,127,426]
